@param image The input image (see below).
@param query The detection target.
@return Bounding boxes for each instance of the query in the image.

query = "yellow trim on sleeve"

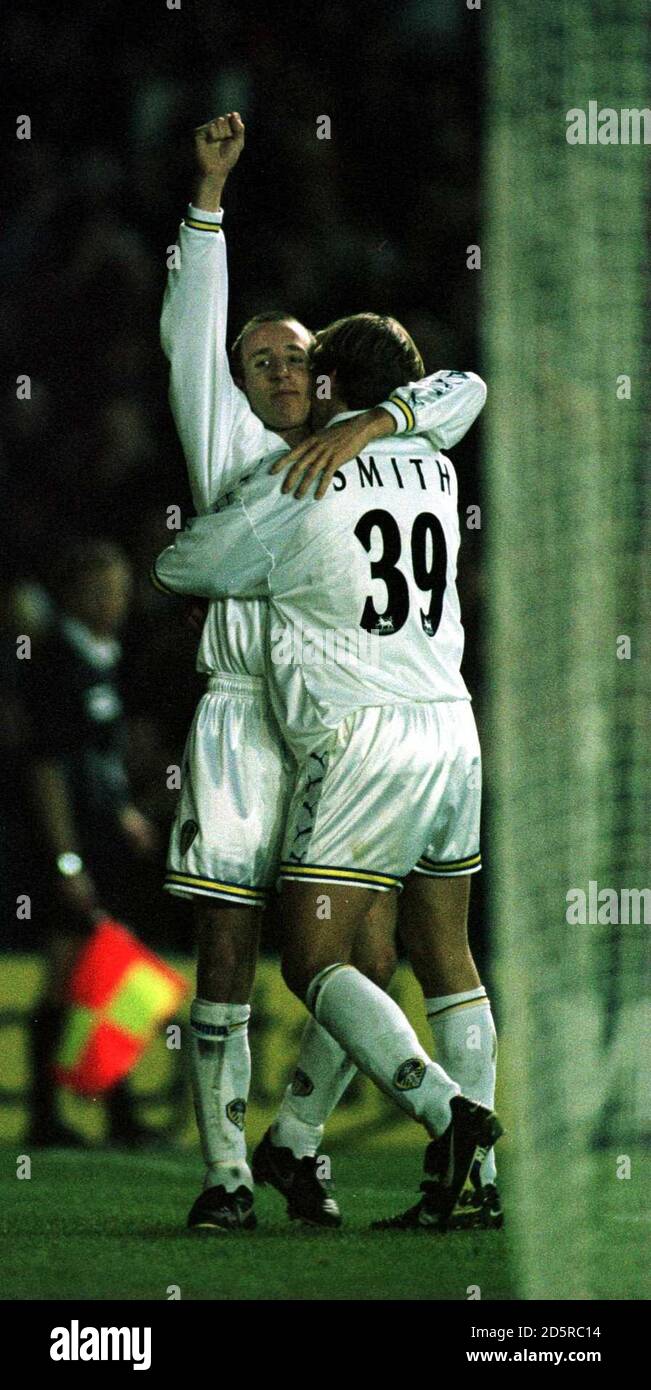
[184,217,223,234]
[388,394,416,432]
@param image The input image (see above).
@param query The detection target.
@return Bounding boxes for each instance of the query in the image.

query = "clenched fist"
[194,112,245,191]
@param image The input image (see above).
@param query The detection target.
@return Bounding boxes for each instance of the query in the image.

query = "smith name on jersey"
[153,416,471,759]
[162,204,485,688]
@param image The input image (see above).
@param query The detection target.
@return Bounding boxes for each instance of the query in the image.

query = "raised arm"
[272,370,487,498]
[160,113,270,512]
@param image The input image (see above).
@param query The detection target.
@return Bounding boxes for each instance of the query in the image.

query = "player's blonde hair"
[230,312,315,379]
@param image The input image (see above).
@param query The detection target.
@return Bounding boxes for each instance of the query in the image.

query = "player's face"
[70,562,133,637]
[239,321,312,435]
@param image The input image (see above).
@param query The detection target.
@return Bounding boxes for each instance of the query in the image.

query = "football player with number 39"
[159,112,495,1233]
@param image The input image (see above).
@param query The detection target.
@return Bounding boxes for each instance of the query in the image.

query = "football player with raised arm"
[161,113,490,1232]
[153,308,502,1232]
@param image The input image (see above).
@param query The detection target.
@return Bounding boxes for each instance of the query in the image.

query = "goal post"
[484,0,650,1299]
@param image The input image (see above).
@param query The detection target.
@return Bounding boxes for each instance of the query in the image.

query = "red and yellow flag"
[54,918,187,1094]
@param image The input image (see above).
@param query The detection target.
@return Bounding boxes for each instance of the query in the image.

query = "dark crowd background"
[1,0,487,965]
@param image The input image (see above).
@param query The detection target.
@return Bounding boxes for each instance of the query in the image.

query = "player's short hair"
[230,312,315,378]
[47,538,130,604]
[310,313,425,409]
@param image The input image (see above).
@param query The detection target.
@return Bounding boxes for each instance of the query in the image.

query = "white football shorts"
[165,673,293,907]
[279,700,481,893]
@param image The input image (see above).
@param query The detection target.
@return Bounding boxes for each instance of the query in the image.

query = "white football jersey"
[161,206,282,678]
[160,206,486,681]
[155,420,471,757]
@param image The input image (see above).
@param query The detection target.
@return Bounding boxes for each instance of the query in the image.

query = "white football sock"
[309,964,459,1137]
[271,1017,357,1158]
[190,997,253,1193]
[425,987,498,1182]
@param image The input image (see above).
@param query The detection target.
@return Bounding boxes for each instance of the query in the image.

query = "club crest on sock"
[393,1058,426,1091]
[226,1098,247,1131]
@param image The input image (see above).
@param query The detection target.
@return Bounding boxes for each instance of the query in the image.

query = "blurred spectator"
[21,538,164,1148]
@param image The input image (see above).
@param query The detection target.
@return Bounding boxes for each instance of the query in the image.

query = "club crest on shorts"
[394,1058,426,1091]
[226,1098,247,1131]
[291,1068,314,1098]
[180,819,198,855]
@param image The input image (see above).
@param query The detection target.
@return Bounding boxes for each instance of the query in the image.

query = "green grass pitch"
[2,1142,647,1301]
[1,1145,516,1302]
